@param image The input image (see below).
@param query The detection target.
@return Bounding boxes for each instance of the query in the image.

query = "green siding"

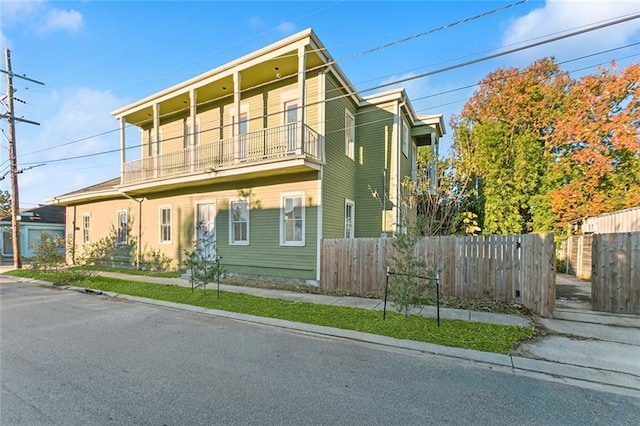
[139,172,319,281]
[355,102,397,237]
[321,74,358,238]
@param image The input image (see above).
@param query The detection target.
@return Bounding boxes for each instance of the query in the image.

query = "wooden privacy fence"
[559,234,593,280]
[320,233,556,317]
[592,233,640,315]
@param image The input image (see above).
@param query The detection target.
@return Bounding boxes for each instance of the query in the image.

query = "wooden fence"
[320,233,556,317]
[559,234,593,280]
[592,233,640,315]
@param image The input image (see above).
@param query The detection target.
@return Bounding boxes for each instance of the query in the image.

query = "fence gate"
[592,232,640,315]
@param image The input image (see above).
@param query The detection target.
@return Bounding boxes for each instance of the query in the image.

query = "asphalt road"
[2,280,639,425]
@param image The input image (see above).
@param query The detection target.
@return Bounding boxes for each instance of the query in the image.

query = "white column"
[153,103,160,178]
[297,45,306,155]
[119,117,126,183]
[233,71,241,162]
[190,89,197,171]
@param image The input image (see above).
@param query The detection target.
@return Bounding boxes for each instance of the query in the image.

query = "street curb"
[94,288,640,394]
[4,276,639,395]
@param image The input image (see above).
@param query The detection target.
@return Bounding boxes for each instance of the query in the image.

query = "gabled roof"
[0,204,65,224]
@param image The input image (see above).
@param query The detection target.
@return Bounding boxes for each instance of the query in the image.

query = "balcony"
[122,123,322,185]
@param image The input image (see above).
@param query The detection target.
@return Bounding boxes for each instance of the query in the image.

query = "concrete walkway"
[3,269,639,397]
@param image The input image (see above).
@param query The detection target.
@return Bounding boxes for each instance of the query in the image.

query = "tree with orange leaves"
[548,62,640,227]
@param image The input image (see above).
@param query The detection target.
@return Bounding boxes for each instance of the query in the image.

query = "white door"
[196,203,216,260]
[284,101,298,152]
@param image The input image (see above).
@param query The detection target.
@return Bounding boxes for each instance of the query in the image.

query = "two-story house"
[51,29,444,284]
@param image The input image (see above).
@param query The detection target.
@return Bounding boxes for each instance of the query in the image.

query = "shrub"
[30,235,66,272]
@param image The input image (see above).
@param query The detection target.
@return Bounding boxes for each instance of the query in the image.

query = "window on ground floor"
[159,206,172,244]
[117,210,128,244]
[229,198,249,245]
[345,199,355,238]
[280,192,305,246]
[82,213,91,244]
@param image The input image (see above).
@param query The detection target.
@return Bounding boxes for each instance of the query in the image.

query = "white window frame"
[229,198,250,246]
[402,120,409,158]
[159,205,172,244]
[280,191,305,247]
[116,210,128,245]
[82,213,91,245]
[344,199,355,239]
[345,109,355,160]
[183,118,201,148]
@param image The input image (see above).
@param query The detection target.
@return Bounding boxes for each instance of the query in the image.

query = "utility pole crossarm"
[0,68,45,86]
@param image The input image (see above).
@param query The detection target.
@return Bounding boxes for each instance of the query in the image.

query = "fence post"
[383,266,390,320]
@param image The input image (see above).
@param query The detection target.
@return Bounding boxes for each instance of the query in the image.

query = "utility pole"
[1,49,44,268]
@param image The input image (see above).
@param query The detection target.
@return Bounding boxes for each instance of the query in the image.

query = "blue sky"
[1,0,639,207]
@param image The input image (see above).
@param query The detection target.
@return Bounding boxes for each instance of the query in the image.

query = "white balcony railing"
[123,123,322,185]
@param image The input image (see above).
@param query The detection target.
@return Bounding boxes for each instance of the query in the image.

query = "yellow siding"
[160,119,185,154]
[198,105,224,144]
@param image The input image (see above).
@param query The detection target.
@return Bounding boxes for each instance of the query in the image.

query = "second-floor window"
[117,210,128,244]
[345,109,355,160]
[402,121,409,158]
[160,206,172,243]
[183,118,201,148]
[82,213,90,244]
[230,199,249,245]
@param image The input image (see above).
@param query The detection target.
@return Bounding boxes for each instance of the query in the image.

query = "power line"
[357,12,640,95]
[19,50,639,172]
[14,13,640,168]
[14,1,533,159]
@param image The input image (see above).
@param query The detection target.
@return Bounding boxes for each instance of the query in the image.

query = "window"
[160,206,172,243]
[230,199,249,245]
[183,118,201,148]
[402,121,409,158]
[28,229,64,249]
[117,210,128,244]
[82,213,91,244]
[280,192,305,246]
[344,199,355,238]
[345,109,355,160]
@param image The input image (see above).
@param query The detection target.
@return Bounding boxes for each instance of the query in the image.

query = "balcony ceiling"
[124,46,326,128]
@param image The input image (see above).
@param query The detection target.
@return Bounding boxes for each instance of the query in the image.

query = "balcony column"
[119,117,126,184]
[297,45,306,155]
[233,71,241,163]
[430,131,438,193]
[153,103,160,178]
[190,89,197,171]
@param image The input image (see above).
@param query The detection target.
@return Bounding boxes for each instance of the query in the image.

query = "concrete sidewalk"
[3,269,639,397]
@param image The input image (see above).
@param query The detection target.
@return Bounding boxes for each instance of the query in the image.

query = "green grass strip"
[5,271,533,354]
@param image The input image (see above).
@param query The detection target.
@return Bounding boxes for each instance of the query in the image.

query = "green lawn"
[5,270,534,354]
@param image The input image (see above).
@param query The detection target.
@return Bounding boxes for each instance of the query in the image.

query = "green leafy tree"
[0,190,11,218]
[387,218,433,318]
[451,58,572,234]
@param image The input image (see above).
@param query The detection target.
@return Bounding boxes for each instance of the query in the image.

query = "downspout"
[71,205,77,265]
[122,192,144,270]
